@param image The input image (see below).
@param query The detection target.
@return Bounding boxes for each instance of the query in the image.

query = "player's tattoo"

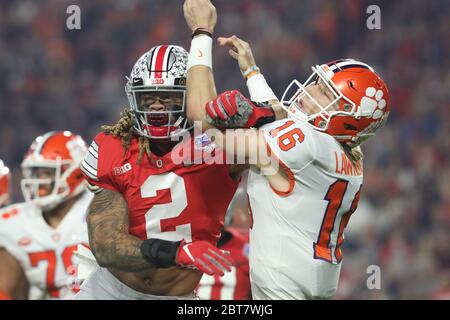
[87,188,154,271]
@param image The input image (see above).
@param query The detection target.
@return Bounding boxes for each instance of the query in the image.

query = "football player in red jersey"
[0,159,11,208]
[0,131,90,300]
[76,45,243,300]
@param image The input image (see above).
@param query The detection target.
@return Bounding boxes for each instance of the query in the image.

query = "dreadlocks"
[101,109,151,163]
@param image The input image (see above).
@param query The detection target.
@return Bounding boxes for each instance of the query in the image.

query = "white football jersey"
[247,119,363,299]
[0,191,92,299]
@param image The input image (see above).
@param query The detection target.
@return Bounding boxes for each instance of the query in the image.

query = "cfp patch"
[194,134,216,153]
[174,77,186,86]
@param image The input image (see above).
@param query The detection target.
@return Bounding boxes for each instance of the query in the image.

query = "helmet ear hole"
[318,120,327,128]
[347,80,356,90]
[344,123,357,131]
[343,104,352,112]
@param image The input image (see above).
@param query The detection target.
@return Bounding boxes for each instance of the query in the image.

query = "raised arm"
[183,0,266,165]
[183,0,217,130]
[183,0,291,192]
[217,35,286,120]
[205,35,287,128]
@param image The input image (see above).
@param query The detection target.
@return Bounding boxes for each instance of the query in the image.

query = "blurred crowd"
[0,0,448,299]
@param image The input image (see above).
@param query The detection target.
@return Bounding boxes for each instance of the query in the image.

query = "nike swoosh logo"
[197,49,203,58]
[183,244,195,261]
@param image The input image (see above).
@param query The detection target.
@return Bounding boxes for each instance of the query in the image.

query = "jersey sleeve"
[80,132,122,193]
[260,119,317,173]
[0,229,21,260]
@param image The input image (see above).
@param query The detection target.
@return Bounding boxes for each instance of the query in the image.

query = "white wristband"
[242,65,260,78]
[187,36,213,70]
[246,73,278,102]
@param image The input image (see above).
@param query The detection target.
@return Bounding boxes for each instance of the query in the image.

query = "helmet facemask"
[125,45,192,140]
[126,84,191,140]
[281,60,390,146]
[21,158,82,211]
[281,64,358,133]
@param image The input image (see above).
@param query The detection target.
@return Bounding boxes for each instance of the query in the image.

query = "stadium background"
[0,0,448,299]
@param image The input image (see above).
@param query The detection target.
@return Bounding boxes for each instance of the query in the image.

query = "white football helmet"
[125,45,191,139]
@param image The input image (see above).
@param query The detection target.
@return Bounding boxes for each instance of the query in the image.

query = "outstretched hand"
[218,35,257,76]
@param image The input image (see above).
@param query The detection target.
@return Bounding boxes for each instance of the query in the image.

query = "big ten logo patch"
[113,163,132,176]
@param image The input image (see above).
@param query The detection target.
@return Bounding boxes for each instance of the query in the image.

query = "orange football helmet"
[281,59,390,146]
[21,131,87,210]
[0,159,11,208]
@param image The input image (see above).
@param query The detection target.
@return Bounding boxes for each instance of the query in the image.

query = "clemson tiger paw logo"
[360,87,387,119]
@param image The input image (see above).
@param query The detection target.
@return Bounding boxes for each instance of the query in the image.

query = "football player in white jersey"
[0,131,92,300]
[0,159,11,208]
[183,0,390,299]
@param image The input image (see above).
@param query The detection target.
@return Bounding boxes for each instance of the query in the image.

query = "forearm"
[246,73,286,120]
[187,66,217,129]
[87,189,153,272]
[90,230,150,272]
[183,0,217,129]
[186,36,217,130]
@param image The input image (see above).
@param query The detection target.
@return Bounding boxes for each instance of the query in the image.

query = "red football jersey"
[197,227,251,300]
[81,132,239,244]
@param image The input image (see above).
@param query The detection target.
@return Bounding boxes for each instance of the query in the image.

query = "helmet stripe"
[149,46,159,76]
[163,45,174,78]
[34,131,57,157]
[328,60,372,73]
[153,45,169,78]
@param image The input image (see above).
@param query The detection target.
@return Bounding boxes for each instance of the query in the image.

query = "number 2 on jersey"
[141,172,192,242]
